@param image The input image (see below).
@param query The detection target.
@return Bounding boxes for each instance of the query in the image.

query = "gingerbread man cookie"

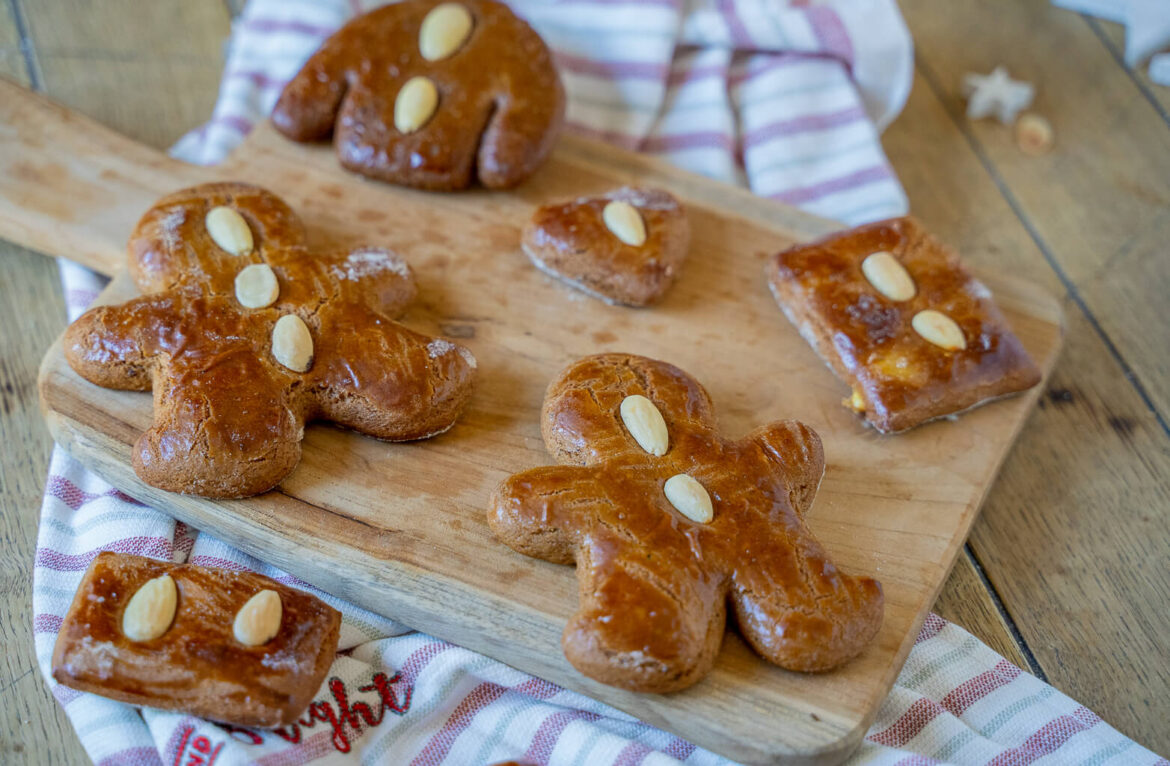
[489,354,883,693]
[65,183,477,498]
[273,0,565,190]
[522,187,690,306]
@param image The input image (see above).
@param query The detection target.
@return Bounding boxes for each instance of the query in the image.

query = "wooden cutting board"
[3,79,1062,765]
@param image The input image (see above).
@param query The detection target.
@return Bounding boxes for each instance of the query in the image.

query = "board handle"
[0,78,213,276]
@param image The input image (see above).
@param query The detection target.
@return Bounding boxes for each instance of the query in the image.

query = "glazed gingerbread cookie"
[53,552,341,728]
[522,187,690,306]
[767,217,1041,433]
[489,354,883,693]
[273,0,565,190]
[64,182,477,498]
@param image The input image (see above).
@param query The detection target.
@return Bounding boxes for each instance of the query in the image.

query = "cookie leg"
[729,541,883,673]
[564,525,725,694]
[134,354,303,498]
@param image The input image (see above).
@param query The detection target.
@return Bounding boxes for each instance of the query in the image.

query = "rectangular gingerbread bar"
[766,217,1041,433]
[52,551,341,728]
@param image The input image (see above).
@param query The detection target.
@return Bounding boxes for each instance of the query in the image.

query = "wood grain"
[4,74,1062,763]
[901,0,1170,423]
[884,12,1170,750]
[0,4,229,763]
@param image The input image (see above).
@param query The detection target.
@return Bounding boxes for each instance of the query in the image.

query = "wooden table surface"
[0,0,1166,762]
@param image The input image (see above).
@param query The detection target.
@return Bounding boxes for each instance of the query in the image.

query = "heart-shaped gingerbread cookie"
[521,187,690,307]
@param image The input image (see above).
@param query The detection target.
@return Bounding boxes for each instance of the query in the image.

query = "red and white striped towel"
[35,1,1166,764]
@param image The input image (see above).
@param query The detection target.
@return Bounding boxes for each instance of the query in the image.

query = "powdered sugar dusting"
[457,346,477,369]
[427,338,455,358]
[966,279,993,301]
[160,207,187,251]
[334,248,410,282]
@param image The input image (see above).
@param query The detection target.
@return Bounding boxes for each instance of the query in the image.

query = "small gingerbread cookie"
[273,0,565,190]
[489,354,883,693]
[52,552,341,728]
[522,187,690,306]
[64,182,477,498]
[767,217,1041,433]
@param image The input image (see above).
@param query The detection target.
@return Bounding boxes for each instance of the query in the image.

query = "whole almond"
[394,76,439,134]
[861,251,916,302]
[602,200,647,246]
[205,206,254,256]
[663,474,714,524]
[233,589,283,646]
[122,574,178,642]
[272,314,314,372]
[419,3,473,61]
[234,263,279,309]
[912,310,967,351]
[619,395,669,456]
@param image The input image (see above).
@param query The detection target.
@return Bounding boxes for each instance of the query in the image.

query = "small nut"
[664,474,714,524]
[234,263,279,309]
[394,76,439,134]
[849,389,866,412]
[912,310,967,351]
[233,589,283,646]
[205,206,254,256]
[1016,113,1054,156]
[602,200,647,247]
[861,251,916,302]
[619,395,668,456]
[122,574,177,642]
[272,314,314,372]
[419,3,473,61]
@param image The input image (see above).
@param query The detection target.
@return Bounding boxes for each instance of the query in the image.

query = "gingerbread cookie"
[522,187,690,306]
[273,0,565,190]
[64,183,477,498]
[767,217,1041,433]
[489,354,883,692]
[52,552,341,728]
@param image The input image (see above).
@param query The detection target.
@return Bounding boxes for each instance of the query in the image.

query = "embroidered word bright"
[273,672,412,753]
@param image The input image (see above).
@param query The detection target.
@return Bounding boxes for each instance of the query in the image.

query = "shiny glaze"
[522,187,690,306]
[272,0,565,190]
[64,183,477,497]
[769,217,1040,432]
[51,552,340,728]
[489,354,883,693]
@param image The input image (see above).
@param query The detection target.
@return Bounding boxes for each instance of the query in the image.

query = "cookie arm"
[272,40,349,142]
[487,465,607,565]
[745,420,825,517]
[63,295,174,391]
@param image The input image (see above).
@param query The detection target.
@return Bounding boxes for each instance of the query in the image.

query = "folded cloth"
[34,1,1166,764]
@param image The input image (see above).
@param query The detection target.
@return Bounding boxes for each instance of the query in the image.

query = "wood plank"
[1091,17,1170,121]
[0,245,85,764]
[883,54,1170,754]
[932,550,1033,673]
[4,70,1061,761]
[16,0,229,147]
[900,0,1170,422]
[0,0,31,86]
[1,4,227,762]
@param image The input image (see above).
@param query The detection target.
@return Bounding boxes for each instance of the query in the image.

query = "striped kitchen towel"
[33,0,1167,764]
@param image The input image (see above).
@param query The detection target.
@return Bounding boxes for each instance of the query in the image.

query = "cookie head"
[273,0,565,190]
[64,182,477,498]
[489,353,883,692]
[522,188,690,307]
